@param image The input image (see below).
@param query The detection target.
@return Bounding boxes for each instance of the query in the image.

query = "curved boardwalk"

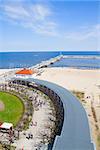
[13,78,95,150]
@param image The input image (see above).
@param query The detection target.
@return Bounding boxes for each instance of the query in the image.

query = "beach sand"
[36,67,100,92]
[0,69,15,75]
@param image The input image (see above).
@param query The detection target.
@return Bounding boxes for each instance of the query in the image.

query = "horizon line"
[0,50,99,53]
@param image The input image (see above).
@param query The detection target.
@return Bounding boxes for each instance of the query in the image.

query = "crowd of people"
[0,82,56,150]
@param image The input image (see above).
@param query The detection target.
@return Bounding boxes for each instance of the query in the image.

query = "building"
[15,68,37,78]
[0,122,13,131]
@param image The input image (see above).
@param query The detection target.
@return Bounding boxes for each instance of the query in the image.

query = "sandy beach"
[35,67,100,92]
[0,67,100,93]
[0,67,100,149]
[0,69,13,75]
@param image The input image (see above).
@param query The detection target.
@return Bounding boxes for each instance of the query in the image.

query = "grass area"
[72,91,85,102]
[0,91,24,127]
[97,134,100,147]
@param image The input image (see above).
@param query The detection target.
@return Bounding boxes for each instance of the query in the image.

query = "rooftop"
[15,68,35,75]
[0,122,13,129]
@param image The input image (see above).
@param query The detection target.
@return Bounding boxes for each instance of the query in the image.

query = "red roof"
[16,69,35,75]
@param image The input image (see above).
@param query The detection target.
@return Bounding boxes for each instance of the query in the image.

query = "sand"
[35,67,100,92]
[0,69,14,75]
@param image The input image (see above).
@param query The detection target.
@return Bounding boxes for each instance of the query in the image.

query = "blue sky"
[0,0,99,52]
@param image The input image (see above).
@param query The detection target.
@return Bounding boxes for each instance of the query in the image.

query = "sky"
[0,0,100,52]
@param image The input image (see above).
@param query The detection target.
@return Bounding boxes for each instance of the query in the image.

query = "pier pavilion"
[15,68,36,78]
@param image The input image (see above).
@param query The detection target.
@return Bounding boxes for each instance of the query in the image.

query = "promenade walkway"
[29,79,95,150]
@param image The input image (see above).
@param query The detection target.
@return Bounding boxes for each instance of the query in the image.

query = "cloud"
[65,24,100,41]
[0,1,99,40]
[3,5,29,19]
[31,4,52,21]
[0,1,58,36]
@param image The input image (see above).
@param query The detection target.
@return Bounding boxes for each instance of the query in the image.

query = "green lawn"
[0,91,24,127]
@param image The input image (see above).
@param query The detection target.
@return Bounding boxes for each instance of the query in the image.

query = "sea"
[0,51,100,69]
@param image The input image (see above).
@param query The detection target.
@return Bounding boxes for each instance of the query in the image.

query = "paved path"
[32,79,95,150]
[23,78,95,150]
